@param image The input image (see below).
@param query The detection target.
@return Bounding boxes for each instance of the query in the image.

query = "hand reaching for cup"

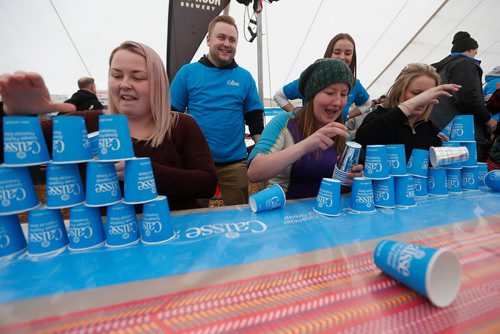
[399,83,461,118]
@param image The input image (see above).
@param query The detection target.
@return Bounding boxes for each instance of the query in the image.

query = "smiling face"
[207,21,238,67]
[108,49,151,121]
[330,39,354,66]
[312,82,349,128]
[403,74,437,114]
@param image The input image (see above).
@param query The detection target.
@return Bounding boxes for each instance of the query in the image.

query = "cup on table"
[373,239,461,308]
[413,176,428,198]
[427,167,448,197]
[460,142,477,167]
[51,116,92,164]
[313,178,342,216]
[2,116,50,166]
[334,141,362,185]
[249,184,286,213]
[429,146,469,168]
[140,196,174,244]
[446,169,462,194]
[85,161,122,207]
[123,157,157,204]
[394,175,416,207]
[477,163,488,187]
[373,177,395,209]
[46,163,85,209]
[386,144,407,176]
[484,170,500,190]
[461,167,479,192]
[407,148,429,178]
[27,206,69,256]
[88,131,99,159]
[97,115,135,162]
[0,214,28,259]
[0,165,40,216]
[350,177,376,213]
[105,202,140,248]
[68,205,106,251]
[440,142,463,169]
[363,145,390,180]
[450,115,475,142]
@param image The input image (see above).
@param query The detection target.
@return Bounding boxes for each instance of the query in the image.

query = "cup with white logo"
[461,167,479,192]
[85,161,122,207]
[394,175,416,207]
[68,205,106,251]
[51,116,92,163]
[484,170,500,191]
[123,157,157,204]
[440,142,464,169]
[0,165,40,216]
[349,177,376,213]
[373,177,395,208]
[477,162,488,187]
[446,169,462,194]
[449,115,475,142]
[386,144,407,176]
[0,214,28,259]
[427,167,448,197]
[97,115,135,162]
[460,142,477,167]
[105,202,140,248]
[407,148,429,178]
[413,176,428,198]
[140,196,174,244]
[313,178,342,216]
[363,145,390,180]
[373,240,461,308]
[249,184,286,213]
[27,206,69,256]
[2,116,50,166]
[46,163,85,209]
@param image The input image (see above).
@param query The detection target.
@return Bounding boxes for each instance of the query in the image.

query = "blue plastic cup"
[88,131,99,159]
[373,177,395,208]
[394,175,416,207]
[27,206,68,256]
[0,215,28,258]
[105,202,140,248]
[85,161,122,207]
[373,240,461,307]
[249,184,286,213]
[477,163,488,187]
[407,149,429,178]
[52,116,92,163]
[140,196,174,244]
[97,115,135,162]
[450,115,475,142]
[313,178,342,216]
[484,170,500,190]
[446,169,462,194]
[68,205,106,251]
[350,177,376,213]
[440,142,463,169]
[46,163,85,209]
[386,144,407,176]
[2,116,50,166]
[0,166,40,216]
[363,145,390,180]
[429,146,469,168]
[440,120,454,138]
[413,176,428,198]
[334,142,362,186]
[123,157,158,204]
[460,142,477,167]
[461,167,479,192]
[427,167,448,197]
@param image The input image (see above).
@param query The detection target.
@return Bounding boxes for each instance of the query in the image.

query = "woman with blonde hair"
[356,63,461,160]
[0,41,217,210]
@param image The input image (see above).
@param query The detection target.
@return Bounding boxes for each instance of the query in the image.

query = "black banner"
[167,0,230,81]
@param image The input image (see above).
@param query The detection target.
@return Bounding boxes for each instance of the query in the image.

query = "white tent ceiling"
[1,0,499,105]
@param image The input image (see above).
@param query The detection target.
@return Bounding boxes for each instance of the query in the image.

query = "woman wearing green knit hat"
[247,58,364,199]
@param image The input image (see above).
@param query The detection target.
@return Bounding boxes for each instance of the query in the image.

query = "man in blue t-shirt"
[170,15,264,206]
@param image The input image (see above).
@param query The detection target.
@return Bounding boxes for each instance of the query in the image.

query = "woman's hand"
[300,122,349,153]
[343,163,364,185]
[114,161,125,181]
[0,72,76,115]
[399,83,461,118]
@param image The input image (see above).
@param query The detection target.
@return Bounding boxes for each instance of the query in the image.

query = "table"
[1,189,499,333]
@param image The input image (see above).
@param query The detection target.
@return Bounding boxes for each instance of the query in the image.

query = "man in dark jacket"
[431,31,497,162]
[65,77,104,111]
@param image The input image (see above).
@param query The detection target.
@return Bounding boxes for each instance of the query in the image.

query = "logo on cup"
[0,231,10,249]
[68,226,94,243]
[142,220,162,237]
[4,141,41,159]
[365,161,382,174]
[414,183,422,192]
[109,222,137,239]
[138,180,156,192]
[94,180,120,196]
[316,195,333,208]
[47,184,82,201]
[462,176,475,185]
[356,195,374,206]
[451,127,464,137]
[53,139,65,154]
[388,159,400,169]
[0,187,27,207]
[99,137,121,154]
[29,228,64,248]
[396,244,426,277]
[447,178,460,188]
[374,190,390,201]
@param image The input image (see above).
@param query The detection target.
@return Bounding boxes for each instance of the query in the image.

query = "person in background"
[356,63,460,160]
[273,33,370,122]
[65,77,104,111]
[486,83,500,170]
[170,15,264,206]
[0,41,217,211]
[483,65,500,123]
[248,58,364,199]
[431,31,497,162]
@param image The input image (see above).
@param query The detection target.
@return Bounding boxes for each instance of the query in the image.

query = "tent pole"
[256,11,264,102]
